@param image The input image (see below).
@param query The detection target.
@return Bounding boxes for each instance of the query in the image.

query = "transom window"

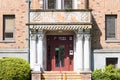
[45,0,72,9]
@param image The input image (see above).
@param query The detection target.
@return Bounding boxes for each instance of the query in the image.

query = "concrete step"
[41,71,81,80]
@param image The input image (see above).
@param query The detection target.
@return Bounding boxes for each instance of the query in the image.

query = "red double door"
[47,35,74,71]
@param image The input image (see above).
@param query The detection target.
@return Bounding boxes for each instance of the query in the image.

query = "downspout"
[85,0,89,9]
[26,0,31,63]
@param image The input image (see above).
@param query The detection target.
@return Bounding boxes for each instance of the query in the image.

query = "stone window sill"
[0,40,15,43]
[106,40,120,43]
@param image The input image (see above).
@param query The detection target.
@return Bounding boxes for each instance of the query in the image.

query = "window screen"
[105,15,117,40]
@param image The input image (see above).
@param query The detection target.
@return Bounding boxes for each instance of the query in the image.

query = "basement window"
[106,58,118,68]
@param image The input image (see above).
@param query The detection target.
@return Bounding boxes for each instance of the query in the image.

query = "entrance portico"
[29,24,92,73]
[28,9,92,73]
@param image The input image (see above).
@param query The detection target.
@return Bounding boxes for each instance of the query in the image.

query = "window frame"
[3,15,15,41]
[105,15,117,40]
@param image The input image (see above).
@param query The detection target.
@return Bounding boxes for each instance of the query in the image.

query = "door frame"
[46,35,74,71]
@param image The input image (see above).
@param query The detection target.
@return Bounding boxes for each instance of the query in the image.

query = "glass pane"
[47,45,51,65]
[55,45,64,67]
[48,0,56,9]
[106,15,117,39]
[5,32,13,38]
[4,15,15,31]
[64,0,72,9]
[58,37,66,41]
[69,36,73,40]
[54,36,57,40]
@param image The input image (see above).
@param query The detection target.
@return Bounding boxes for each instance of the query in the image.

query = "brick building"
[0,0,28,60]
[0,0,120,80]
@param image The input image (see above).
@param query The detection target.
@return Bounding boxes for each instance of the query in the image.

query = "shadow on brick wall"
[91,15,102,71]
[91,15,102,49]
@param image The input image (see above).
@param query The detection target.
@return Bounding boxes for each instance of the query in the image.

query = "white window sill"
[0,40,15,43]
[106,40,120,43]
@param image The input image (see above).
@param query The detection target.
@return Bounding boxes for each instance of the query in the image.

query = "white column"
[56,0,62,9]
[72,0,77,9]
[30,33,37,70]
[34,31,45,72]
[84,34,91,72]
[75,32,84,72]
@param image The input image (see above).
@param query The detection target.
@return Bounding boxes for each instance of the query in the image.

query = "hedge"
[92,65,120,80]
[0,57,30,80]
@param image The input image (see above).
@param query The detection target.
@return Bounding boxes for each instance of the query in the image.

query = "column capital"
[30,29,45,40]
[76,29,84,40]
[84,34,90,40]
[30,33,37,40]
[37,30,45,40]
[77,33,84,40]
[30,29,37,40]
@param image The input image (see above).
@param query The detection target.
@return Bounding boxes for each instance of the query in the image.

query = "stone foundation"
[81,73,91,80]
[31,71,41,80]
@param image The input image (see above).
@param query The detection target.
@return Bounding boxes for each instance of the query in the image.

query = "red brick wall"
[31,0,43,9]
[1,0,120,50]
[0,0,27,49]
[89,0,120,49]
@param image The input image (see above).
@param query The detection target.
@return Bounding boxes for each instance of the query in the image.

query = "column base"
[76,68,91,74]
[76,68,84,73]
[34,64,41,71]
[84,68,91,72]
[81,73,91,80]
[31,71,41,80]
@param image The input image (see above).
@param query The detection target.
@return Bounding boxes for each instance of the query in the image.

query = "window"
[45,0,72,9]
[106,58,118,68]
[63,0,72,9]
[48,0,56,9]
[105,15,117,40]
[3,15,15,40]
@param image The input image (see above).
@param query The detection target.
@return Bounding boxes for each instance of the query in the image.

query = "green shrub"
[0,57,30,80]
[92,69,103,80]
[92,65,120,80]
